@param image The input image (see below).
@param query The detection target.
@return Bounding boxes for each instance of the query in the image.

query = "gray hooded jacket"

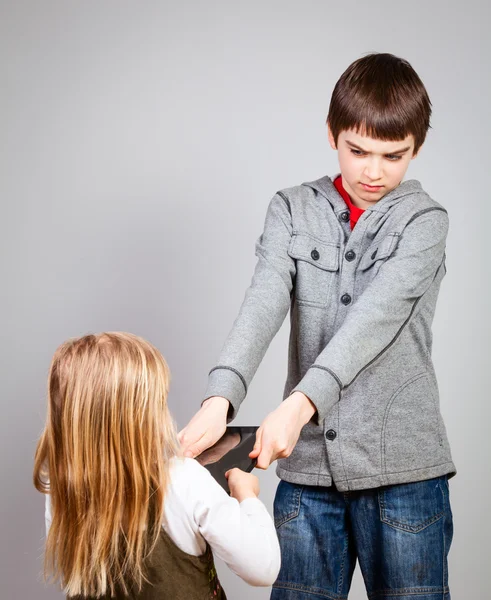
[204,175,456,491]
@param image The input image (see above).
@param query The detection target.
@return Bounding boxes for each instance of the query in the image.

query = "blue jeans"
[271,476,453,600]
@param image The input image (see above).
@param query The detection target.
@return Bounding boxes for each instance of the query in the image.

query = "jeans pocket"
[274,481,303,528]
[378,476,447,533]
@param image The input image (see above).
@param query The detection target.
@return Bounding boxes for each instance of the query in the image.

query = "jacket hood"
[302,174,425,216]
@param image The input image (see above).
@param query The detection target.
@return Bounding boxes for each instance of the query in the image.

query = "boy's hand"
[249,392,316,469]
[225,468,260,502]
[178,396,230,458]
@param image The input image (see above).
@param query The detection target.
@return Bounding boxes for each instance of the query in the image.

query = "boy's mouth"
[360,183,383,192]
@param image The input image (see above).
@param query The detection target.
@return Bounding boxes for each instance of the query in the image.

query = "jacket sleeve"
[293,208,449,422]
[204,192,296,419]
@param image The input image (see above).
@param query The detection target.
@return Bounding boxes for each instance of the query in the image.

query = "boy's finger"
[179,429,196,451]
[184,433,208,458]
[256,444,273,470]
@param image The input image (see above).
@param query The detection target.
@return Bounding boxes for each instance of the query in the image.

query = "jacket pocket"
[382,373,445,476]
[358,233,399,271]
[288,233,339,308]
[273,481,303,528]
[378,476,447,533]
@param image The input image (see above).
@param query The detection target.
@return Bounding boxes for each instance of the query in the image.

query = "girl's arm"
[167,458,280,587]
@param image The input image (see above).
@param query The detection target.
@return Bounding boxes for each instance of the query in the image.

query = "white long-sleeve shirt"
[45,457,281,587]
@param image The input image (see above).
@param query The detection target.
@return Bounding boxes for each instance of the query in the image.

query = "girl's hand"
[225,468,260,502]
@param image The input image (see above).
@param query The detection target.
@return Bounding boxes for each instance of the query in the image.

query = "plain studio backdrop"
[1,1,489,599]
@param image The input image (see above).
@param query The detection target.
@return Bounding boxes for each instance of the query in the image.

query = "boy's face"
[328,126,418,209]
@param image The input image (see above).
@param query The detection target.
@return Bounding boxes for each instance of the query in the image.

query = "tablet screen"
[195,426,259,493]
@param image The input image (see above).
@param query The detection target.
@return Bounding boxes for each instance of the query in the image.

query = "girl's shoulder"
[168,457,225,502]
[169,455,210,478]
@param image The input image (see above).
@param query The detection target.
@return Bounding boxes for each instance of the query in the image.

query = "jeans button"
[340,211,349,223]
[311,249,320,261]
[345,250,356,261]
[341,293,352,305]
[326,429,337,441]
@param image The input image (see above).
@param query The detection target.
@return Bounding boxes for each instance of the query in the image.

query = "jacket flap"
[288,233,339,271]
[359,233,399,271]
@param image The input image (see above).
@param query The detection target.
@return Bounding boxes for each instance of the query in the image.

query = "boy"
[180,53,455,599]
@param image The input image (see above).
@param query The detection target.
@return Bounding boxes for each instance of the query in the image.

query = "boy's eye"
[350,148,402,161]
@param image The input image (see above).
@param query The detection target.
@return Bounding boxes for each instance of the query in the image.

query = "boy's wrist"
[202,395,230,413]
[288,391,316,424]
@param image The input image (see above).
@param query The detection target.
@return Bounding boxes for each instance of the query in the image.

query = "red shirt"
[334,176,365,230]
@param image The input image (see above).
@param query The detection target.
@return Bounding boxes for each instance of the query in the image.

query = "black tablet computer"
[195,426,259,493]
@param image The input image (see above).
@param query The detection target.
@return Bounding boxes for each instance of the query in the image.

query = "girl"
[33,332,280,599]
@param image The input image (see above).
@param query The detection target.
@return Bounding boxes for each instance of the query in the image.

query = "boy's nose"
[363,160,383,181]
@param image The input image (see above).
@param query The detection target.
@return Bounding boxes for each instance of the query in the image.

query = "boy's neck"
[334,176,365,230]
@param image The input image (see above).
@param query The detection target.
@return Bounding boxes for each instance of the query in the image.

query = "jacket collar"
[302,174,424,216]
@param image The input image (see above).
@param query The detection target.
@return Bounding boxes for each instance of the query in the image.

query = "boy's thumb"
[256,445,272,470]
[249,429,262,458]
[184,444,201,458]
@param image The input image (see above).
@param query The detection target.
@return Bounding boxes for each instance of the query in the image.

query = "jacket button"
[340,211,349,222]
[341,293,352,305]
[326,429,337,441]
[311,249,320,261]
[345,250,356,261]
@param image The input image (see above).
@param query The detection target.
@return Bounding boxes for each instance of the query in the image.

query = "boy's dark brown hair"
[327,53,431,154]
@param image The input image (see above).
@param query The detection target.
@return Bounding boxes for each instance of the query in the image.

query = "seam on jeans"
[337,522,350,595]
[378,488,445,533]
[274,484,304,528]
[442,518,446,599]
[440,479,446,597]
[273,581,348,599]
[367,586,449,598]
[380,373,427,475]
[208,366,247,394]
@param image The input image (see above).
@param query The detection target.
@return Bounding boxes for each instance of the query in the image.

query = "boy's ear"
[327,123,337,150]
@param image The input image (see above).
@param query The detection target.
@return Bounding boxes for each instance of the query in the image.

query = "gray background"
[1,1,489,598]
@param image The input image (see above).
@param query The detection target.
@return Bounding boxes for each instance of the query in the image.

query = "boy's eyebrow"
[345,139,412,155]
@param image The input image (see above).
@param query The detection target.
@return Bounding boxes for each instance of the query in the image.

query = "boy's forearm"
[204,193,296,418]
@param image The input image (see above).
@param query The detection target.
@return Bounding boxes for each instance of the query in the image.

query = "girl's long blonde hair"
[33,332,180,597]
